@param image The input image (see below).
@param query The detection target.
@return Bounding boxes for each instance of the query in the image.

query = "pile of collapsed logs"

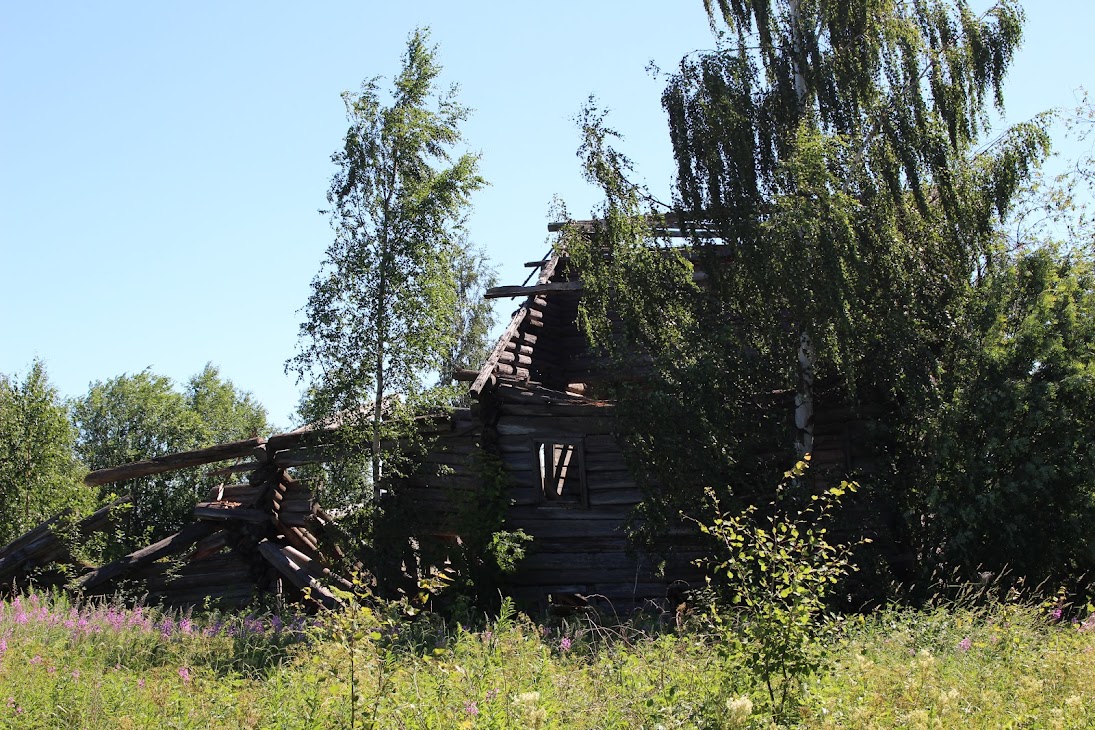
[0,429,359,611]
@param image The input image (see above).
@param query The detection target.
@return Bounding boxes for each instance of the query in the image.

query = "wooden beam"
[256,540,339,609]
[76,521,216,591]
[470,308,529,396]
[484,281,584,299]
[84,438,266,487]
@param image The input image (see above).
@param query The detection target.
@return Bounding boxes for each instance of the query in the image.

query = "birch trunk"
[789,0,814,458]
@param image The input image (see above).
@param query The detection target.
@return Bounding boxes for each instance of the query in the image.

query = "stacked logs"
[0,431,357,611]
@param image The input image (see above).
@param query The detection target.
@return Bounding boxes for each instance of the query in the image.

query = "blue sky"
[2,1,1091,428]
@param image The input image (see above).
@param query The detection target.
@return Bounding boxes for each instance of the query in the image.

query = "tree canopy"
[0,361,90,544]
[72,365,269,553]
[563,0,1074,586]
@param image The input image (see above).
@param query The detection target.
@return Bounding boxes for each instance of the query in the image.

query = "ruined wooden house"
[0,222,875,611]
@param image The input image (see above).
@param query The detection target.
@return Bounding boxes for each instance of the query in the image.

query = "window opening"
[537,439,587,507]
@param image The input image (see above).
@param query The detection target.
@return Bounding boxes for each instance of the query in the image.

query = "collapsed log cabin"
[0,434,356,610]
[0,220,877,612]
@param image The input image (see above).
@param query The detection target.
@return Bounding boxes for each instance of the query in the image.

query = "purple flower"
[178,666,191,683]
[958,637,972,652]
[485,688,500,702]
[1051,607,1063,622]
[482,630,493,643]
[464,701,479,716]
[560,637,572,651]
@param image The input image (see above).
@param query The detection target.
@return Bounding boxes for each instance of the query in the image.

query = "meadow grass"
[0,590,1091,728]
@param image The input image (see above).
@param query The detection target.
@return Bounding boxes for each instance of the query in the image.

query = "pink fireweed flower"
[137,678,145,689]
[178,666,191,683]
[71,670,80,680]
[560,637,572,651]
[464,701,479,715]
[958,637,972,652]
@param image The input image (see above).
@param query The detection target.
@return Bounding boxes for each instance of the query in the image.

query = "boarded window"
[537,439,587,507]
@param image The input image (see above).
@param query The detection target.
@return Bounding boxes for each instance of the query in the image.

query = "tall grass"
[0,590,1091,728]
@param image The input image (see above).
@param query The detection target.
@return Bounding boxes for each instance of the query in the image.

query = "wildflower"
[726,696,753,727]
[958,637,972,652]
[513,692,546,730]
[47,666,56,674]
[485,688,500,701]
[72,670,80,680]
[178,666,191,683]
[482,630,492,643]
[560,637,572,651]
[30,655,43,665]
[137,679,145,689]
[464,701,479,715]
[1051,607,1063,622]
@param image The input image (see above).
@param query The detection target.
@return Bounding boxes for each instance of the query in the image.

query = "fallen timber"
[0,428,362,611]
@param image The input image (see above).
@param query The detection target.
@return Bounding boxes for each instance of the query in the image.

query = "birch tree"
[566,0,1050,536]
[291,29,486,493]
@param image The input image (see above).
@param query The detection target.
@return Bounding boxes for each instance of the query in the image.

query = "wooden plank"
[84,438,266,487]
[485,281,584,299]
[75,521,217,591]
[187,529,233,561]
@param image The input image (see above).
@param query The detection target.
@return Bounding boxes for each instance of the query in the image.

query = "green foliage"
[906,246,1095,583]
[71,366,268,555]
[3,588,1093,728]
[0,361,91,544]
[565,0,1061,593]
[688,458,863,717]
[290,27,488,495]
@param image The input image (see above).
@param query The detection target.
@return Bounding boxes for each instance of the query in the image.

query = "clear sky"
[2,1,1091,429]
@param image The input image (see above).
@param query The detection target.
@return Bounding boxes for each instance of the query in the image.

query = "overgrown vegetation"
[0,588,1091,728]
[562,0,1095,599]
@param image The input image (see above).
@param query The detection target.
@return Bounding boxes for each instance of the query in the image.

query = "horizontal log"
[194,505,272,523]
[148,564,255,591]
[84,438,266,487]
[497,402,614,417]
[496,416,614,437]
[76,521,217,591]
[484,281,584,300]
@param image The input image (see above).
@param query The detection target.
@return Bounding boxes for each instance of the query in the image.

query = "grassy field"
[0,591,1092,729]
